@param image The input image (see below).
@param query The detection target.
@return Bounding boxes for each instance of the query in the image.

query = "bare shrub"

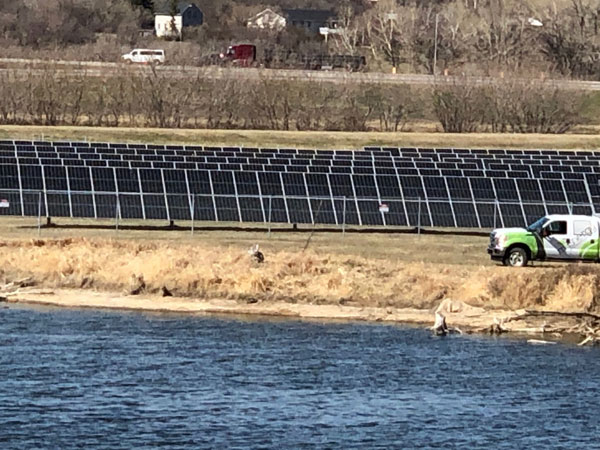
[291,82,338,131]
[432,80,484,132]
[372,85,422,132]
[485,79,585,134]
[246,78,293,130]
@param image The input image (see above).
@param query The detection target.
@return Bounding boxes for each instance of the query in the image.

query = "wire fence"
[0,189,594,236]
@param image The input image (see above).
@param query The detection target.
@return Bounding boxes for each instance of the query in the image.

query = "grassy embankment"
[5,125,600,150]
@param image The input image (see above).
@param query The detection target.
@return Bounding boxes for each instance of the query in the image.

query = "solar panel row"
[3,145,600,161]
[3,140,600,157]
[0,141,598,229]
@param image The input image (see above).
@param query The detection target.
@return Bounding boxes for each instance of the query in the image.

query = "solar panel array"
[0,139,598,229]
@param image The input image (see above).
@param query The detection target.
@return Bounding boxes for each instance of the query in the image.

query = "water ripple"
[0,305,599,449]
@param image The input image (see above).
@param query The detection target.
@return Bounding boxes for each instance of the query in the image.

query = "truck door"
[569,218,599,260]
[541,219,571,259]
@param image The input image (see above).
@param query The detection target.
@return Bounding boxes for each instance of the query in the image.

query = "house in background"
[155,2,203,39]
[283,9,338,34]
[246,8,286,31]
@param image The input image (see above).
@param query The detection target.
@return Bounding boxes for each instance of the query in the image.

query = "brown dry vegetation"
[5,125,600,151]
[2,237,600,315]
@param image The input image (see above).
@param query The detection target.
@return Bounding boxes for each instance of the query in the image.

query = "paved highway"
[1,57,599,90]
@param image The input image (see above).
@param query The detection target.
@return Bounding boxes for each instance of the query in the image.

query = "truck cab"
[488,214,600,266]
[220,44,257,67]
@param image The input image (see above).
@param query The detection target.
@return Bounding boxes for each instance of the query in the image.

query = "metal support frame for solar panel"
[302,173,315,224]
[514,178,528,226]
[443,177,458,228]
[369,152,387,226]
[16,160,24,216]
[583,180,595,214]
[206,170,218,220]
[278,172,290,224]
[391,156,410,226]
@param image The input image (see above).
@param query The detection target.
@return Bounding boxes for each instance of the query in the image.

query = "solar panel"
[143,193,168,220]
[68,167,92,191]
[119,193,144,219]
[94,193,117,219]
[429,201,455,227]
[71,193,95,218]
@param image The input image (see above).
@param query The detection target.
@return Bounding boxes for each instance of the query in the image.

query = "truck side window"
[546,220,567,235]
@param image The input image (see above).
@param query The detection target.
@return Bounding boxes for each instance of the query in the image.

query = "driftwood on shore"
[431,298,600,346]
[504,310,600,346]
[1,278,55,302]
[0,277,36,300]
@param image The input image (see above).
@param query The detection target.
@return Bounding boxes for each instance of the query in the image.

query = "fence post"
[342,196,347,237]
[190,195,195,236]
[37,191,42,237]
[417,198,422,236]
[267,195,272,238]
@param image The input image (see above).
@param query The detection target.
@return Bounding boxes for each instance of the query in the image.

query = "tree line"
[0,67,585,133]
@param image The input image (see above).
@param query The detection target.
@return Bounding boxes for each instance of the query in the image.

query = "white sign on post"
[0,199,9,208]
[379,203,389,213]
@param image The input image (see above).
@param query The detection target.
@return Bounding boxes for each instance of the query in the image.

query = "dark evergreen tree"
[129,0,154,11]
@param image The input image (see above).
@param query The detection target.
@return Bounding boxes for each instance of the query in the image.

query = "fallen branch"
[522,310,600,321]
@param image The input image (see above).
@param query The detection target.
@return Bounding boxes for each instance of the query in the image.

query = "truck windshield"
[527,217,549,233]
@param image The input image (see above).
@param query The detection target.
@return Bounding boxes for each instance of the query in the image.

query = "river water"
[1,305,599,449]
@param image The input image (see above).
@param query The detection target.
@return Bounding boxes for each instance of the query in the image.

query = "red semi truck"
[219,44,257,67]
[215,44,366,71]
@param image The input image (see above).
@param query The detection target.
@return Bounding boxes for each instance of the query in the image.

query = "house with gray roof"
[155,2,203,39]
[283,9,338,34]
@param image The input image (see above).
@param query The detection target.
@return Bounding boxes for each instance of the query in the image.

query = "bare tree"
[432,79,484,132]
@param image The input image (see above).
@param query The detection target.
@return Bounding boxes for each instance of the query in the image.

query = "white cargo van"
[121,49,165,64]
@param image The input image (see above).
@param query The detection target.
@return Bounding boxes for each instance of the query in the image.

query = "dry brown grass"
[0,216,490,264]
[3,125,600,150]
[2,235,600,314]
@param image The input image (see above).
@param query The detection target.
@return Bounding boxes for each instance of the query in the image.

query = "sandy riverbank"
[2,288,504,329]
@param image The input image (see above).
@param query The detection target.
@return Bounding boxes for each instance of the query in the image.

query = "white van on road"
[121,49,165,64]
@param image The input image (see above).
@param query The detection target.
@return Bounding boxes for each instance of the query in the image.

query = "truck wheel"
[504,247,528,267]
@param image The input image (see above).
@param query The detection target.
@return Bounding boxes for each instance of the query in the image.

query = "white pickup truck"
[487,214,600,267]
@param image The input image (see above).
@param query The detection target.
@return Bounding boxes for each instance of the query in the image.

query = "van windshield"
[527,216,549,233]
